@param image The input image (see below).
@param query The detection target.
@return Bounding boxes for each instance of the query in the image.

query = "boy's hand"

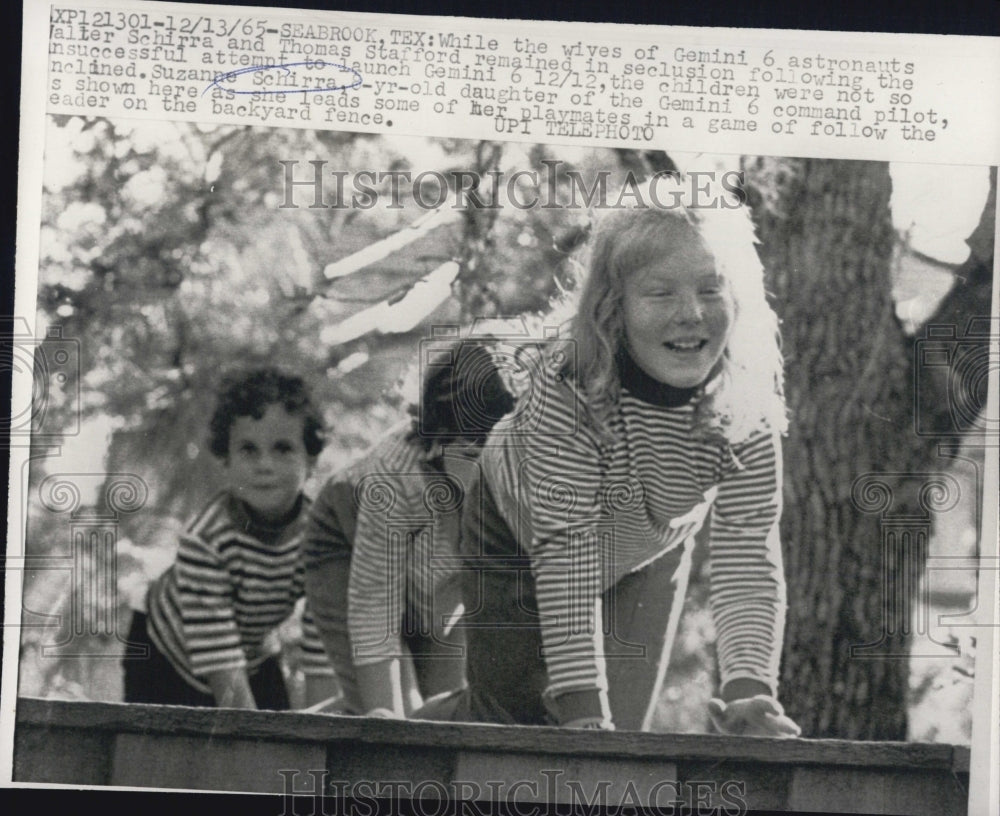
[707,695,801,738]
[205,667,257,710]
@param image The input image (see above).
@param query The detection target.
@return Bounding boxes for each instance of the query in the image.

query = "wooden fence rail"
[13,697,969,814]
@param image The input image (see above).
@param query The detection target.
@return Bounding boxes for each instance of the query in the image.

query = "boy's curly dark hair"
[408,340,516,451]
[208,367,325,458]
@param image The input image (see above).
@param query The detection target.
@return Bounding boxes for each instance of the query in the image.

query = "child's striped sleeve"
[299,605,335,676]
[174,532,246,677]
[709,429,787,696]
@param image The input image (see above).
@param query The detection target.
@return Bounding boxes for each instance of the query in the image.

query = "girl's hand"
[355,659,407,718]
[707,694,801,738]
[365,707,404,719]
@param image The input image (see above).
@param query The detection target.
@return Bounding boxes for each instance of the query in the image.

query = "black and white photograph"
[4,3,998,816]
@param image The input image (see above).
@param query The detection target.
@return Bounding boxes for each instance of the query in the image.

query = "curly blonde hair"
[562,194,787,443]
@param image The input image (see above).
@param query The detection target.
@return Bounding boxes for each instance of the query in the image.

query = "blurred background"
[16,116,995,742]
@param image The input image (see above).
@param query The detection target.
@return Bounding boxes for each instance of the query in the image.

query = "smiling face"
[621,232,734,389]
[225,404,311,523]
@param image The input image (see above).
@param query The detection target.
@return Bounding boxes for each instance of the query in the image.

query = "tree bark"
[747,158,917,739]
[455,141,504,321]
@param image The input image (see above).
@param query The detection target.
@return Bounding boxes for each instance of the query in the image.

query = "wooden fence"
[14,697,969,814]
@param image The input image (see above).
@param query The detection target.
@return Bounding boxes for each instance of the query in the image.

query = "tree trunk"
[747,158,918,739]
[455,141,504,321]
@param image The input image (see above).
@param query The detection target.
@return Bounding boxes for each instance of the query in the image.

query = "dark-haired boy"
[123,367,332,709]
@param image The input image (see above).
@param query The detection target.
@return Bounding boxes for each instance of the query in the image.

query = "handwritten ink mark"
[202,60,363,96]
